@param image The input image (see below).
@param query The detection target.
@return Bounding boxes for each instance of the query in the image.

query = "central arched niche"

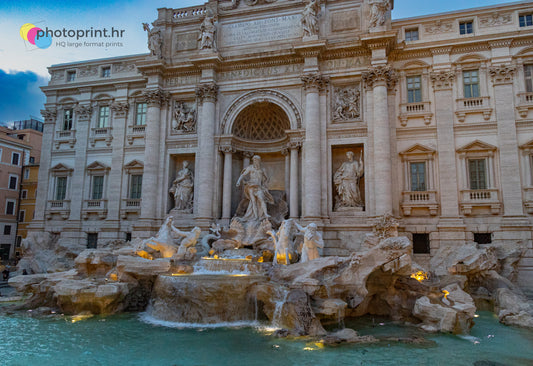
[231,102,290,142]
[228,101,292,220]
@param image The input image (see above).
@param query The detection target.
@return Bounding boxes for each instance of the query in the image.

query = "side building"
[34,0,533,292]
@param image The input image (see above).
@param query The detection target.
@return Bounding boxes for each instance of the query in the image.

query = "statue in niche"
[142,23,162,59]
[368,0,392,28]
[236,155,274,221]
[334,151,364,210]
[169,161,194,212]
[173,227,202,260]
[333,86,361,121]
[172,101,196,133]
[199,13,216,50]
[295,222,324,263]
[301,0,320,38]
[267,219,297,265]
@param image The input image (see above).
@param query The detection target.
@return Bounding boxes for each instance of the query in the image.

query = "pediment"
[457,140,497,153]
[87,161,110,172]
[520,139,533,150]
[124,159,144,172]
[50,163,73,172]
[400,143,436,156]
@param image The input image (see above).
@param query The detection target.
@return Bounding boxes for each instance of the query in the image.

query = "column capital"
[288,140,302,150]
[111,101,130,117]
[219,145,235,154]
[142,88,170,107]
[362,65,398,89]
[74,104,93,121]
[41,108,57,124]
[301,73,329,92]
[242,151,254,159]
[430,70,456,91]
[489,64,516,85]
[195,82,218,103]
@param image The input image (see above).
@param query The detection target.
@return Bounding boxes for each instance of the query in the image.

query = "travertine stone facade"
[36,0,533,292]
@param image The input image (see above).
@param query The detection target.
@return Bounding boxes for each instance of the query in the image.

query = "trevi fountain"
[3,0,533,364]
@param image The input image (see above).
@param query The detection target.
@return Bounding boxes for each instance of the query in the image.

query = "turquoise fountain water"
[1,312,532,366]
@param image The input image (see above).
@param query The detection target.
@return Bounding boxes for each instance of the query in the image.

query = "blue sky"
[0,0,522,123]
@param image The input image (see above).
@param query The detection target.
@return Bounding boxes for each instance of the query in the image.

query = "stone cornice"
[362,65,398,89]
[489,64,516,85]
[489,39,513,49]
[195,82,218,103]
[430,46,453,55]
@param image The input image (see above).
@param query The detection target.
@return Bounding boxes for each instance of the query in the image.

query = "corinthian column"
[362,65,397,215]
[301,73,328,220]
[195,82,218,222]
[32,108,57,226]
[140,88,168,220]
[490,64,524,217]
[220,146,234,220]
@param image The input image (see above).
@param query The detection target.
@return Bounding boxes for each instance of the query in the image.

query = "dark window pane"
[413,234,430,254]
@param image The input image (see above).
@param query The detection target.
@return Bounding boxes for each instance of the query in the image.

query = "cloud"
[0,70,48,124]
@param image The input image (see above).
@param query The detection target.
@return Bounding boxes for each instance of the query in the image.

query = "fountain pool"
[0,312,532,366]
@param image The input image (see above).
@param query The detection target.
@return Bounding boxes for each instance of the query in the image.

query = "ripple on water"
[0,312,532,366]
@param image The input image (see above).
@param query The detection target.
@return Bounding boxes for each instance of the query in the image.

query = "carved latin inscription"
[221,15,301,46]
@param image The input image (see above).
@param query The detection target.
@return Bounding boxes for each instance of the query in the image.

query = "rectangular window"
[21,190,28,199]
[412,233,430,254]
[410,162,426,191]
[67,70,76,82]
[0,244,10,260]
[98,106,110,128]
[519,13,533,27]
[55,176,67,200]
[63,109,73,131]
[406,75,422,103]
[16,236,22,248]
[459,21,473,34]
[92,176,104,200]
[469,159,487,190]
[6,200,15,215]
[24,168,30,180]
[87,233,98,249]
[130,174,142,199]
[525,64,533,93]
[8,175,18,190]
[463,70,480,98]
[18,210,25,223]
[135,103,147,126]
[11,152,20,166]
[474,233,492,244]
[29,156,35,164]
[126,232,132,242]
[101,66,111,78]
[405,28,419,42]
[3,225,11,235]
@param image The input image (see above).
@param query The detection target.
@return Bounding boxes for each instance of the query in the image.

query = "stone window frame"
[66,70,76,82]
[125,91,147,144]
[49,163,74,202]
[11,152,20,166]
[399,143,436,194]
[519,12,533,28]
[404,27,419,42]
[92,94,114,129]
[123,160,144,201]
[399,61,430,105]
[8,174,18,190]
[456,140,499,191]
[454,56,489,100]
[62,108,74,131]
[55,98,78,133]
[100,65,112,78]
[85,161,110,201]
[458,19,475,35]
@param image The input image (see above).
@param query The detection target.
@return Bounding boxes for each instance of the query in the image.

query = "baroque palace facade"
[36,0,533,291]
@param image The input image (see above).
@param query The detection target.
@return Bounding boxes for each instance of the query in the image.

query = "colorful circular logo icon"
[20,23,52,49]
